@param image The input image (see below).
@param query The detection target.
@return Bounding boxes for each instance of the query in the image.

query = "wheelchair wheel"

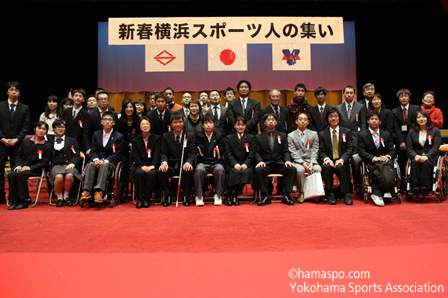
[363,194,369,204]
[397,192,402,204]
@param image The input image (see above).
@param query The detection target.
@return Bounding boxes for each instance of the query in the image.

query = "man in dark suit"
[392,88,420,180]
[308,86,333,132]
[358,111,396,207]
[260,89,290,133]
[62,88,88,151]
[319,108,354,205]
[147,92,173,136]
[80,112,124,204]
[0,81,30,204]
[227,80,261,135]
[207,90,229,137]
[158,113,196,207]
[359,83,375,113]
[83,91,117,156]
[254,113,296,206]
[179,92,192,117]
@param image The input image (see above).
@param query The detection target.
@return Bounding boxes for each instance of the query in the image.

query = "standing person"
[406,110,442,195]
[308,86,333,132]
[224,87,235,108]
[368,93,394,134]
[86,95,98,111]
[319,108,354,205]
[207,90,229,137]
[184,99,203,136]
[164,87,182,111]
[49,120,82,207]
[420,91,443,129]
[135,99,147,119]
[61,98,74,110]
[180,92,192,117]
[148,92,156,111]
[62,88,88,152]
[287,83,311,131]
[116,98,139,157]
[39,95,61,142]
[360,83,375,112]
[7,122,51,210]
[199,91,210,114]
[147,92,173,136]
[131,117,161,208]
[0,81,30,204]
[228,80,261,135]
[224,116,256,206]
[260,89,290,134]
[392,88,420,181]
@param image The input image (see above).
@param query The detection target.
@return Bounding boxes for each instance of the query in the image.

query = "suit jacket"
[260,105,290,133]
[62,106,88,150]
[147,108,172,136]
[0,100,30,143]
[318,126,354,164]
[308,104,333,132]
[378,108,394,136]
[130,133,161,168]
[358,129,396,164]
[288,129,319,165]
[83,107,117,150]
[336,101,367,134]
[392,104,420,145]
[224,133,255,169]
[15,138,52,173]
[255,130,291,165]
[161,131,196,169]
[196,131,225,165]
[90,129,124,166]
[49,136,81,171]
[207,105,229,136]
[227,98,261,135]
[406,127,442,164]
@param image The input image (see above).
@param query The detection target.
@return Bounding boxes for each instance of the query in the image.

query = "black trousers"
[410,158,435,190]
[321,163,351,194]
[133,168,158,201]
[158,166,194,197]
[254,163,296,194]
[0,144,20,199]
[7,169,41,203]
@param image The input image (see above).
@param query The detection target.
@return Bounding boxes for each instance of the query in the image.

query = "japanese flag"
[208,44,247,71]
[272,43,311,71]
[145,44,184,72]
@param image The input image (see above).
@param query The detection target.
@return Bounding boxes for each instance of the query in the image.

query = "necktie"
[56,138,63,144]
[275,107,280,120]
[373,132,380,149]
[159,113,163,121]
[72,109,76,120]
[347,104,352,119]
[320,106,324,117]
[241,99,246,114]
[301,132,305,145]
[403,108,407,122]
[10,103,16,120]
[269,132,275,152]
[214,106,219,122]
[332,129,340,160]
[176,135,181,145]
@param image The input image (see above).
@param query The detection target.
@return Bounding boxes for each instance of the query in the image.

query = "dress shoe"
[23,198,31,208]
[328,192,337,205]
[163,196,172,207]
[412,187,420,195]
[214,194,222,206]
[14,201,25,210]
[195,196,204,207]
[183,196,191,206]
[344,194,354,205]
[7,201,17,210]
[281,195,294,205]
[371,194,385,207]
[136,200,144,208]
[297,193,305,204]
[383,192,392,199]
[224,197,233,206]
[80,190,91,201]
[56,199,64,207]
[258,196,272,206]
[420,187,429,196]
[143,199,150,208]
[94,192,104,203]
[231,196,240,206]
[64,199,73,206]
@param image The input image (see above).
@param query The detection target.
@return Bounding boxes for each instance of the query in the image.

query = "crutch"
[176,137,188,207]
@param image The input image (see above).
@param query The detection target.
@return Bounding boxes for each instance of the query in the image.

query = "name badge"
[380,138,385,147]
[167,125,171,132]
[306,141,311,150]
[37,150,43,159]
[244,142,249,152]
[183,138,188,148]
[252,110,254,117]
[355,113,359,122]
[342,134,346,142]
[112,143,116,153]
[147,148,152,158]
[428,135,433,145]
[213,147,217,158]
[70,145,76,154]
[401,125,407,132]
[277,135,282,144]
[78,120,83,128]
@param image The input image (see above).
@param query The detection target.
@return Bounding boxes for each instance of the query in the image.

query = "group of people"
[0,80,444,210]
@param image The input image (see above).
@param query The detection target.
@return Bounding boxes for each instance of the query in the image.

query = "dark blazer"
[224,133,256,169]
[227,98,261,135]
[260,105,290,133]
[161,131,196,169]
[308,104,333,132]
[336,101,367,133]
[392,104,420,145]
[90,129,124,166]
[196,131,225,165]
[255,130,291,165]
[377,108,394,136]
[358,129,396,164]
[147,108,172,136]
[318,126,353,164]
[406,127,442,164]
[206,105,229,136]
[49,136,81,171]
[0,101,30,143]
[62,106,88,150]
[130,133,161,168]
[15,138,52,173]
[83,107,117,150]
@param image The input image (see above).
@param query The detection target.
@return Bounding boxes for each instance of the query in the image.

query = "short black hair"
[326,107,341,122]
[367,110,380,121]
[263,113,278,122]
[170,112,184,123]
[202,113,215,124]
[52,119,66,129]
[294,83,307,92]
[314,86,327,97]
[6,81,21,92]
[237,80,251,91]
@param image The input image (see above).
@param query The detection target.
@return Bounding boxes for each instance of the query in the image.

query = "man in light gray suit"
[207,90,229,137]
[288,112,321,203]
[336,85,367,196]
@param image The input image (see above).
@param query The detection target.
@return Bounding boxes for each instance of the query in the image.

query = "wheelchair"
[360,160,402,204]
[404,155,447,203]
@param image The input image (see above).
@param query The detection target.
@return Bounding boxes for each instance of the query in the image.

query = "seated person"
[224,116,256,206]
[131,117,161,208]
[194,114,225,206]
[254,113,296,206]
[158,113,196,206]
[358,111,396,207]
[80,112,124,203]
[50,120,82,207]
[288,112,321,203]
[318,108,354,205]
[7,121,52,210]
[406,110,442,195]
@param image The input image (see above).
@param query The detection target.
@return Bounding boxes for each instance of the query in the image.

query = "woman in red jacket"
[421,91,443,129]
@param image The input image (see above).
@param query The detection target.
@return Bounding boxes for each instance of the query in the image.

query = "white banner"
[145,44,184,72]
[272,43,311,71]
[208,44,247,71]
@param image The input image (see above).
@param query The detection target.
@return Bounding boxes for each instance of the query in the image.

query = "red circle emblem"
[220,49,236,65]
